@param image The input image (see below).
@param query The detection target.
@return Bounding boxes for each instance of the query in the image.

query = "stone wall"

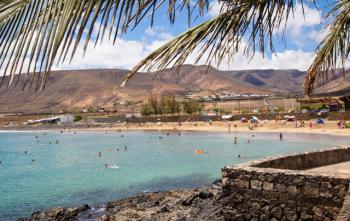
[221,147,350,221]
[254,147,350,170]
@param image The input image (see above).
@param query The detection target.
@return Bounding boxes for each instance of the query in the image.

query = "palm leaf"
[0,0,209,90]
[120,0,312,87]
[305,0,350,94]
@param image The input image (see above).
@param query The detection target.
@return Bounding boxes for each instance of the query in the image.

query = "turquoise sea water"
[0,130,348,220]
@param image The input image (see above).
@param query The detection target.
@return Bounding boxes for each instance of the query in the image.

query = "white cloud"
[54,28,173,71]
[207,0,223,17]
[207,1,322,48]
[53,34,315,72]
[51,4,320,72]
[186,47,314,71]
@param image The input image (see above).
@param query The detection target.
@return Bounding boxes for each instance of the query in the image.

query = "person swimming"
[98,152,102,157]
[32,159,35,163]
[247,139,251,143]
[124,146,127,150]
[24,151,28,154]
[238,154,241,158]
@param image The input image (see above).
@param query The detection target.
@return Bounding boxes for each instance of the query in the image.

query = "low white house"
[27,114,74,125]
[58,114,74,123]
[126,113,142,119]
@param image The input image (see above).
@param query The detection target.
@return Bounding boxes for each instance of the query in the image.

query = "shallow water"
[0,130,348,220]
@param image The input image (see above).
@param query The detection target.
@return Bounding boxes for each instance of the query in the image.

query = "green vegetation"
[74,114,83,122]
[182,100,203,115]
[141,96,181,116]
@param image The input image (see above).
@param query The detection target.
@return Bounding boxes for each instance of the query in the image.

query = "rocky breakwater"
[17,180,223,221]
[221,147,350,221]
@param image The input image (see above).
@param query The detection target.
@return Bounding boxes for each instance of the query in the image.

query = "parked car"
[320,109,329,114]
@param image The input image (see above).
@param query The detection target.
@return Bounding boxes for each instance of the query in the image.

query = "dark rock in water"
[182,193,199,206]
[198,191,214,199]
[18,185,224,221]
[159,205,170,213]
[17,205,90,221]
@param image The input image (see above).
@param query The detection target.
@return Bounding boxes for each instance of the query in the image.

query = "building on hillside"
[27,114,74,125]
[125,113,142,119]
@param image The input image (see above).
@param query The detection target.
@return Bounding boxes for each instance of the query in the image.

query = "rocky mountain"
[0,65,311,113]
[224,69,305,94]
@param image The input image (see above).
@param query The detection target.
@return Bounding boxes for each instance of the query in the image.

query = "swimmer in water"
[99,152,102,158]
[32,159,35,163]
[121,135,124,138]
[124,146,127,150]
[238,154,241,158]
[24,151,28,154]
[117,148,120,151]
[234,137,238,144]
[279,132,283,140]
[247,139,251,143]
[35,135,38,139]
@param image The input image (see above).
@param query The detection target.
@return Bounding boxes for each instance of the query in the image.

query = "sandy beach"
[1,119,350,137]
[70,120,350,137]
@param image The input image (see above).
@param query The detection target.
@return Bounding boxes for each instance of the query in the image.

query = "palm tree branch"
[305,0,350,94]
[120,0,310,87]
[0,0,208,90]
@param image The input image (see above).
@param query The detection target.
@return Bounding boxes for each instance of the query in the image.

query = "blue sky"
[55,0,333,72]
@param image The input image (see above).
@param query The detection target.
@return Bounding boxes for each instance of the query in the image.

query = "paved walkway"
[336,189,350,221]
[307,161,350,178]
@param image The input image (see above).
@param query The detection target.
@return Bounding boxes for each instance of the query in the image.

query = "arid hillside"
[0,65,268,113]
[0,65,333,113]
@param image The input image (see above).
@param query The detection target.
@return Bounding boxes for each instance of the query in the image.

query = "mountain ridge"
[0,65,317,113]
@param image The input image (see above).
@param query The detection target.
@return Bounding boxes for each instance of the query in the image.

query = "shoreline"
[18,181,223,221]
[2,120,350,137]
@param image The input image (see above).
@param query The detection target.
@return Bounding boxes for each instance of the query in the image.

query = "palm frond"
[0,0,209,90]
[305,0,350,94]
[120,0,312,87]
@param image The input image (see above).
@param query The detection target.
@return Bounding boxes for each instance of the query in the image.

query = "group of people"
[337,120,347,128]
[99,145,128,169]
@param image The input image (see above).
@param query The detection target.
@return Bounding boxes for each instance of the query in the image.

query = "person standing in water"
[234,137,238,144]
[279,132,283,140]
